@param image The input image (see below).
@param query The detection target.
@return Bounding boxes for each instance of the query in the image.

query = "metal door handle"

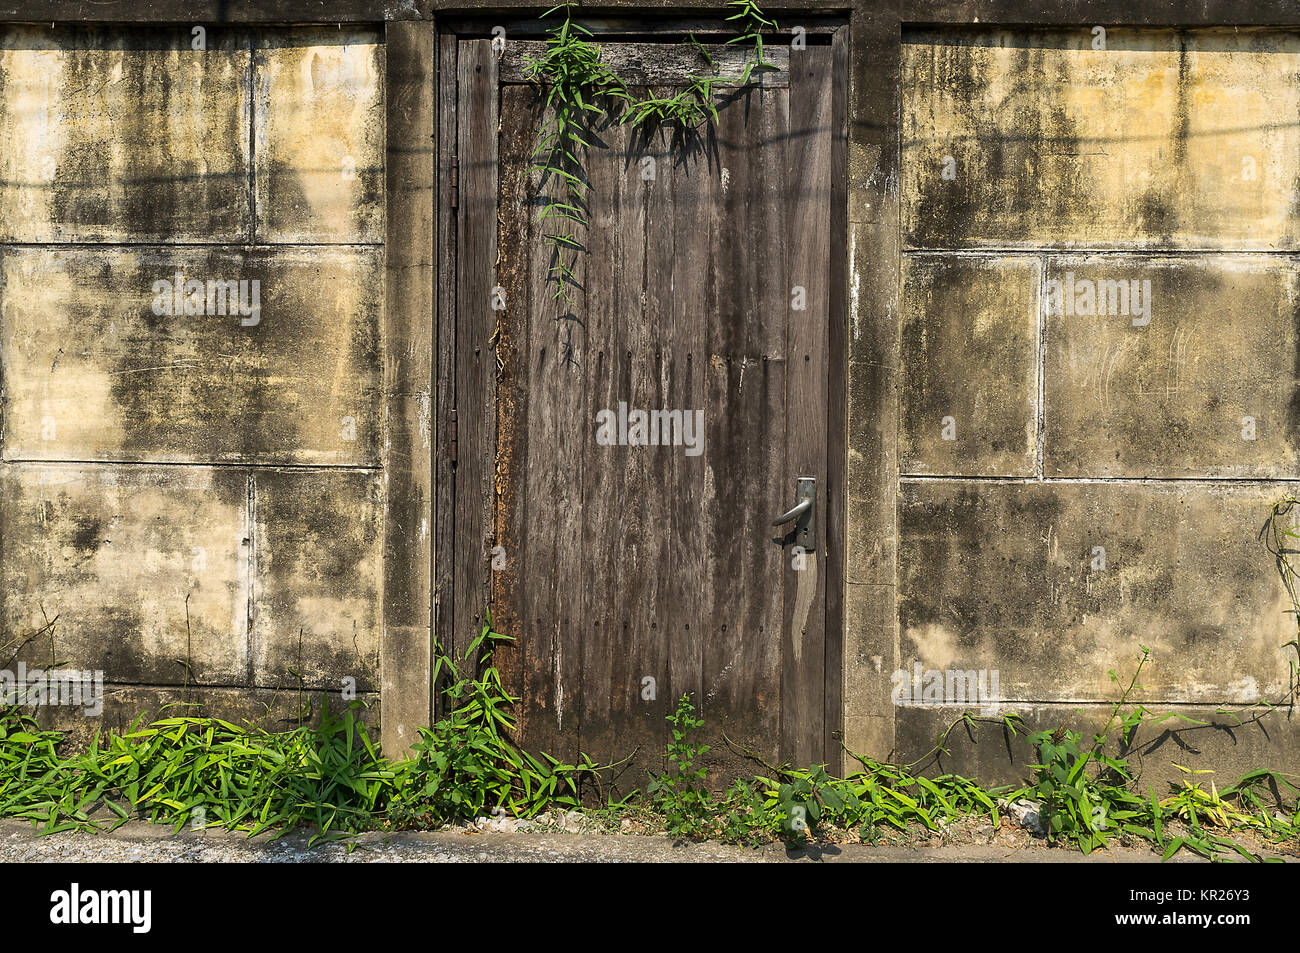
[772,499,812,526]
[772,477,815,550]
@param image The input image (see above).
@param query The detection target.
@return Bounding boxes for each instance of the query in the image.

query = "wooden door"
[439,24,846,786]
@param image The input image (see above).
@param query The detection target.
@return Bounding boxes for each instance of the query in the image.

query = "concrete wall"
[0,25,388,736]
[877,26,1300,783]
[2,4,1296,786]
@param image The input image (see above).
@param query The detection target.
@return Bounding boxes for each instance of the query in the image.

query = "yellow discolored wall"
[875,26,1300,781]
[0,24,386,735]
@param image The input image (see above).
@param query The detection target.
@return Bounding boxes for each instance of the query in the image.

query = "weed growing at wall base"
[0,626,1294,859]
[0,613,617,844]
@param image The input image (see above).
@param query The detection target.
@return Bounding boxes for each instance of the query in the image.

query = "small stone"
[1001,798,1047,836]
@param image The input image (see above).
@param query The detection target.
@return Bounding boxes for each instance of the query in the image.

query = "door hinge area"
[450,156,459,210]
[448,408,458,465]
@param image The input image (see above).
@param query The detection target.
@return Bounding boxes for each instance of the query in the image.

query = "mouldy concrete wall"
[902,26,1300,250]
[0,24,385,736]
[874,25,1300,787]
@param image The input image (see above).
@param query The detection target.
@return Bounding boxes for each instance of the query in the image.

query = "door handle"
[772,477,816,550]
[772,499,811,526]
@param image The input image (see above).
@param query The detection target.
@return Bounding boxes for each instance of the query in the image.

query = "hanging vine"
[522,1,779,333]
[723,0,780,83]
[523,5,629,310]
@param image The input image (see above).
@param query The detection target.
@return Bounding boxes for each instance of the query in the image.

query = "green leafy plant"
[3,616,1292,860]
[394,611,612,822]
[0,702,390,846]
[621,35,724,137]
[828,753,1008,840]
[1016,642,1300,861]
[523,2,779,325]
[724,0,780,84]
[0,610,619,847]
[523,3,629,313]
[646,693,711,836]
[1022,647,1201,854]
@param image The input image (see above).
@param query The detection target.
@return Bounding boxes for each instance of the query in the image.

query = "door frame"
[432,16,848,768]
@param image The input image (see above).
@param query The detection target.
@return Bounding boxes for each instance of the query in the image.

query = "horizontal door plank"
[500,40,789,87]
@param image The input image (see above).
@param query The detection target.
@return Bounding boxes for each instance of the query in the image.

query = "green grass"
[3,634,1295,860]
[0,614,608,847]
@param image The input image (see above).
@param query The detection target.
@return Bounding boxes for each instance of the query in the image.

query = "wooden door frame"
[432,17,848,766]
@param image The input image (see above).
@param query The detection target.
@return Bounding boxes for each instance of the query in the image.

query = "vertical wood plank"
[516,85,583,764]
[636,113,681,783]
[665,118,716,767]
[703,87,789,779]
[453,39,498,662]
[577,111,631,782]
[783,42,833,767]
[492,84,535,743]
[579,103,670,791]
[432,30,458,715]
[825,25,850,770]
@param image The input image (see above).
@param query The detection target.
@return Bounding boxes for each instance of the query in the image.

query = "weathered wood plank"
[447,18,845,40]
[514,84,582,763]
[452,39,498,663]
[636,110,684,785]
[664,111,717,768]
[782,43,832,767]
[548,112,591,772]
[491,83,535,744]
[824,24,849,770]
[500,40,789,87]
[701,87,788,779]
[577,104,668,792]
[432,30,458,714]
[575,109,628,784]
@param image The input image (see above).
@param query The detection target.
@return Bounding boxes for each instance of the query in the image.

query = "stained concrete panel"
[0,245,382,466]
[899,256,1040,476]
[23,685,379,748]
[903,28,1300,249]
[0,463,249,684]
[254,28,385,243]
[252,469,381,691]
[894,702,1299,792]
[898,480,1296,704]
[0,25,251,243]
[1044,256,1300,478]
